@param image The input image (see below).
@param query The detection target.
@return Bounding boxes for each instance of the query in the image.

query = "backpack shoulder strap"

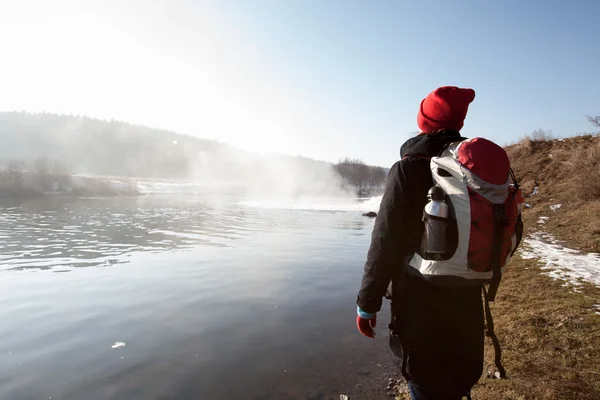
[401,154,432,161]
[487,203,507,301]
[487,168,520,301]
[401,137,469,162]
[437,138,468,157]
[483,286,507,379]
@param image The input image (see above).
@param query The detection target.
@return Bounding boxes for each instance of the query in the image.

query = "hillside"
[506,134,600,252]
[0,112,222,179]
[467,134,600,400]
[0,112,387,197]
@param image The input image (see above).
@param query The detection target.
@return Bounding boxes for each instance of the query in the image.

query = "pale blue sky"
[1,0,599,167]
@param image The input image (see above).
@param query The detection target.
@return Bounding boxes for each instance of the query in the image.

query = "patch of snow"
[550,204,563,212]
[520,231,600,287]
[525,204,532,209]
[111,342,126,349]
[548,154,553,158]
[531,186,539,196]
[594,305,600,316]
[537,216,549,224]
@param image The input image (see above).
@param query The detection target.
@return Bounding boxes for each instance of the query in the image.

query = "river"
[0,194,398,400]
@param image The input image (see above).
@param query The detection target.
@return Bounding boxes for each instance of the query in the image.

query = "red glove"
[356,315,377,338]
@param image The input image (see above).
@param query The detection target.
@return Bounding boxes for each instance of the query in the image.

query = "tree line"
[0,156,139,198]
[0,112,388,196]
[334,157,387,194]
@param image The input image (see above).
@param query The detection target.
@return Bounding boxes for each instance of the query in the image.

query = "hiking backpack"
[408,137,524,300]
[404,137,525,380]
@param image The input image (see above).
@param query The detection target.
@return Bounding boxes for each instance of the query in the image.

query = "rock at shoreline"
[362,212,377,218]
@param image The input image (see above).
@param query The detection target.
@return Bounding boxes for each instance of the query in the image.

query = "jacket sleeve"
[357,160,413,314]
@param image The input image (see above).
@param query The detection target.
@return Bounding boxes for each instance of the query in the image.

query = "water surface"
[0,195,393,400]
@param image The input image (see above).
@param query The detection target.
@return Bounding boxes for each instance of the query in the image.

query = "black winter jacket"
[357,130,485,398]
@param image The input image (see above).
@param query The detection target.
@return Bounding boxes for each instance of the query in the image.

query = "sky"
[1,0,599,167]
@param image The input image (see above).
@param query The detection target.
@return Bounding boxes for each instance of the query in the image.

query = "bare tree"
[334,158,387,194]
[6,159,26,173]
[587,115,600,135]
[1,159,26,190]
[530,129,553,141]
[367,166,387,190]
[50,159,68,176]
[33,156,50,176]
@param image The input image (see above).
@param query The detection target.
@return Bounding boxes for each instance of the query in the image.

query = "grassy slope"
[397,135,600,400]
[473,135,600,400]
[505,134,600,252]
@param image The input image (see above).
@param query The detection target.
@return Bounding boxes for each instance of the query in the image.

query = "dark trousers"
[408,381,469,400]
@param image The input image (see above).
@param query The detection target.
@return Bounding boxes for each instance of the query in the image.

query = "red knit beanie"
[417,86,476,133]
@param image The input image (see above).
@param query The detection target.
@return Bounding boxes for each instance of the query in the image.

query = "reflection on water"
[1,196,371,272]
[0,195,391,400]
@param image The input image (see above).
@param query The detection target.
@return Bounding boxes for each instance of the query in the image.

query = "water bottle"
[423,185,449,255]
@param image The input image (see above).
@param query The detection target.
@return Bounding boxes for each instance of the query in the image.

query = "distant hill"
[0,112,244,179]
[0,112,387,197]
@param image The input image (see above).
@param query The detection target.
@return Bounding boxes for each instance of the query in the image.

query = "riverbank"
[0,173,140,199]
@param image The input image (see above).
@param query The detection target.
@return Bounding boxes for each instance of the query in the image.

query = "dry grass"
[506,134,600,252]
[569,140,600,201]
[510,130,555,156]
[471,246,600,398]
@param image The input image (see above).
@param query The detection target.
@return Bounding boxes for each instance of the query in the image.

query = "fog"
[0,112,386,201]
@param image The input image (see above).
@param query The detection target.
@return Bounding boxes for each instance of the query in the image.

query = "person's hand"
[356,307,377,338]
[356,315,377,338]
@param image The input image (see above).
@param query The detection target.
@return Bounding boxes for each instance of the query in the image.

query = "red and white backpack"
[408,137,524,301]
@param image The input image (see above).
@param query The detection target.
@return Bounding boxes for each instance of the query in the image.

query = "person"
[356,86,485,400]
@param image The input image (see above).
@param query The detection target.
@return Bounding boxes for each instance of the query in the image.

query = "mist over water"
[1,112,387,201]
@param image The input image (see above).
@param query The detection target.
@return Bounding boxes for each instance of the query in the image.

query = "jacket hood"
[400,130,467,159]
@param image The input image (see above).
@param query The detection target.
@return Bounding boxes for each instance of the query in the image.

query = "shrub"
[569,139,600,201]
[511,129,554,156]
[530,128,554,141]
